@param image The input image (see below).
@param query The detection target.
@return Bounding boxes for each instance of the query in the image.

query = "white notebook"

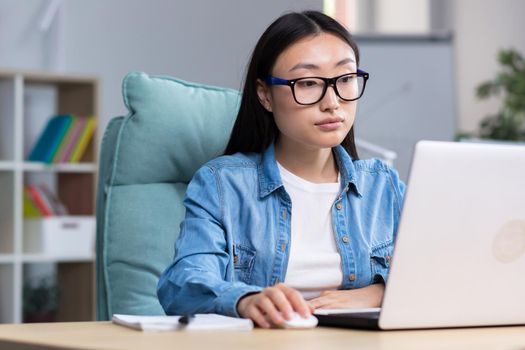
[112,314,254,332]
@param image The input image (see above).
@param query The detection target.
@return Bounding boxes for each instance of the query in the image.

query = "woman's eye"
[339,75,354,83]
[297,79,320,88]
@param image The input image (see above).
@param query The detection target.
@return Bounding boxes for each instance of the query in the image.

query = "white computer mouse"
[278,313,318,329]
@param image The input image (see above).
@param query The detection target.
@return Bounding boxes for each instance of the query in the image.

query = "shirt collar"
[332,145,362,197]
[257,143,362,198]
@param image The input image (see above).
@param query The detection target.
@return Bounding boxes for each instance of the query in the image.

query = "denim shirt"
[157,143,405,318]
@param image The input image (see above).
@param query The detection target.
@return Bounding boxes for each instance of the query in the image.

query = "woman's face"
[257,33,358,151]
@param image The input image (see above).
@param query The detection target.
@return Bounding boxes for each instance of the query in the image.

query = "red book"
[26,185,53,217]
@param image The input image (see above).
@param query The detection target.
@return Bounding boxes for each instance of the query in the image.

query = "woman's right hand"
[236,283,313,328]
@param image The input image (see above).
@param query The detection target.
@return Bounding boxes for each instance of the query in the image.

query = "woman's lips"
[315,119,344,131]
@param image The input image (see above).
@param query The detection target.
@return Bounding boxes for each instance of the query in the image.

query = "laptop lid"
[379,141,525,330]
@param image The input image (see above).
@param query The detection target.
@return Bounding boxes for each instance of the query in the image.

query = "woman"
[157,10,405,329]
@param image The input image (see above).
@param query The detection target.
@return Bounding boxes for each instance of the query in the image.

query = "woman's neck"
[274,139,339,183]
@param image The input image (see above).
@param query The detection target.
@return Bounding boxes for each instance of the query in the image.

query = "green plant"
[475,48,525,141]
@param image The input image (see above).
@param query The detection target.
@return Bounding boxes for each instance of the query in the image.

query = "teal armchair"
[95,72,240,320]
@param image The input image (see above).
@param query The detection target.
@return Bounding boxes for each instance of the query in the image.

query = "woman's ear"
[256,79,273,113]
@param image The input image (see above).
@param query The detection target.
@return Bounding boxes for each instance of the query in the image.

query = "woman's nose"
[319,85,340,110]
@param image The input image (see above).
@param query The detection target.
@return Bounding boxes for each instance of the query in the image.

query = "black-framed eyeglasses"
[265,69,369,105]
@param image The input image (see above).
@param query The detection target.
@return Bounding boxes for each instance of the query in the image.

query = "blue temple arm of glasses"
[265,76,289,86]
[267,70,369,86]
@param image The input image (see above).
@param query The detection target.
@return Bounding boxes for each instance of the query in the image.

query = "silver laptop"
[315,140,525,330]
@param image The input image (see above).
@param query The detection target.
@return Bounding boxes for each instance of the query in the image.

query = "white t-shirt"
[277,162,343,300]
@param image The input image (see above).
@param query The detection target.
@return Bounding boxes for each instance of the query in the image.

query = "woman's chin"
[314,133,348,148]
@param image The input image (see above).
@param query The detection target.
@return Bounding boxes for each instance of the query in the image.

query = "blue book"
[28,115,73,163]
[44,115,74,163]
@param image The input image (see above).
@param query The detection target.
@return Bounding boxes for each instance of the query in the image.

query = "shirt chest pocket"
[233,244,256,284]
[370,241,393,284]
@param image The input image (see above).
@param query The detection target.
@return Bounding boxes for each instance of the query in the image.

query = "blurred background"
[0,0,524,324]
[1,0,524,178]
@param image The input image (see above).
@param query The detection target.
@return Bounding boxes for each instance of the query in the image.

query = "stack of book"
[23,184,68,218]
[27,115,96,164]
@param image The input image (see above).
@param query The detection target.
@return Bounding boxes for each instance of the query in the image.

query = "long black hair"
[224,10,360,159]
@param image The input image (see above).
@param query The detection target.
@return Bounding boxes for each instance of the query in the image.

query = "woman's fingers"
[246,303,271,328]
[237,285,312,328]
[258,295,285,325]
[307,297,325,310]
[278,284,311,318]
[264,287,294,320]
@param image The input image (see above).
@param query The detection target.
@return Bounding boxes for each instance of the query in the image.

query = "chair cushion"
[96,72,240,319]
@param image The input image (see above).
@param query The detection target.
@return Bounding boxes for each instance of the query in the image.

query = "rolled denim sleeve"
[372,165,406,284]
[157,165,262,317]
[387,165,406,233]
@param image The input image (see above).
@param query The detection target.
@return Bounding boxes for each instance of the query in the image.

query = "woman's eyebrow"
[335,57,355,66]
[289,57,356,72]
[289,63,318,72]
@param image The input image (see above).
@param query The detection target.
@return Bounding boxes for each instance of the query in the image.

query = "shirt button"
[233,255,239,264]
[348,274,356,282]
[281,244,285,252]
[386,255,391,263]
[336,203,343,210]
[342,236,349,243]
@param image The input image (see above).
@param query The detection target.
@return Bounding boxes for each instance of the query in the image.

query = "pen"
[178,314,195,327]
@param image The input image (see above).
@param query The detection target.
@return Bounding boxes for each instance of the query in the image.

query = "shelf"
[22,162,97,173]
[0,69,97,84]
[0,162,97,173]
[0,70,98,323]
[0,254,14,264]
[0,265,15,323]
[0,161,16,171]
[0,171,15,254]
[0,254,94,264]
[21,254,95,264]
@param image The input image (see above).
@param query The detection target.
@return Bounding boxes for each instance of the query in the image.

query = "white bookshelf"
[0,69,98,323]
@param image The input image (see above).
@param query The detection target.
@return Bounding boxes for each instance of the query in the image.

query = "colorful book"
[26,185,53,216]
[34,186,56,216]
[28,116,65,162]
[52,115,78,163]
[44,115,73,163]
[23,189,42,218]
[70,117,96,163]
[61,117,87,162]
[27,115,72,163]
[39,183,68,215]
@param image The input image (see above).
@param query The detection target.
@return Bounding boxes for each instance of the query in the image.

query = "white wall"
[2,0,524,148]
[375,0,430,34]
[0,0,48,69]
[338,0,525,137]
[0,0,322,145]
[451,0,525,134]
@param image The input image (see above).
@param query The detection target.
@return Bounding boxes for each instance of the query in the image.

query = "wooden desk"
[0,322,524,350]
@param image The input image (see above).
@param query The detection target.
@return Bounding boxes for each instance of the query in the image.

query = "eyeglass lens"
[293,75,365,104]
